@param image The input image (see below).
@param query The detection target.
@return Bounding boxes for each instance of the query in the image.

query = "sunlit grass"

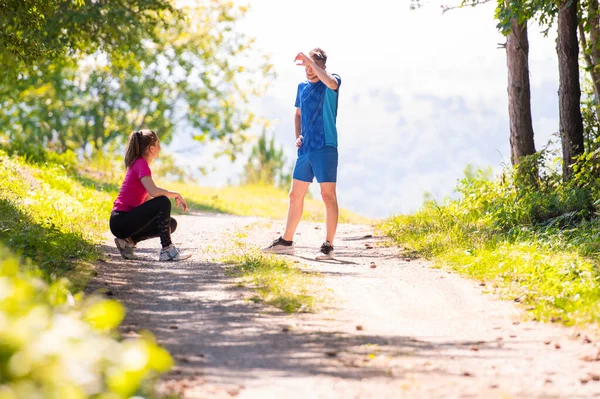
[0,151,115,286]
[380,206,600,326]
[221,242,319,313]
[170,182,371,224]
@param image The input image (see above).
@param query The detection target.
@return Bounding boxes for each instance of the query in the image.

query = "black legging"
[110,196,177,248]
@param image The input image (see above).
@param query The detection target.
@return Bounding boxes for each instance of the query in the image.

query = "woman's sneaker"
[114,237,136,260]
[159,244,192,261]
[315,241,335,260]
[261,236,295,255]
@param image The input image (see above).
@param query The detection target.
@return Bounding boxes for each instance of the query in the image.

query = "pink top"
[113,158,152,212]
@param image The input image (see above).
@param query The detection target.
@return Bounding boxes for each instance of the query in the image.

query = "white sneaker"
[159,244,192,261]
[114,237,136,260]
[315,241,335,260]
[261,236,295,255]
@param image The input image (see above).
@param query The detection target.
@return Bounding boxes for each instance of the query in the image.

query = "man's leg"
[320,182,338,244]
[282,179,311,241]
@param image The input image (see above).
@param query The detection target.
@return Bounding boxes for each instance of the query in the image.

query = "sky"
[170,0,562,218]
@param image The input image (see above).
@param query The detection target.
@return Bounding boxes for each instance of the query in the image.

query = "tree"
[505,16,537,167]
[578,0,600,148]
[557,0,584,179]
[242,130,290,188]
[413,0,538,168]
[0,0,174,68]
[0,1,274,160]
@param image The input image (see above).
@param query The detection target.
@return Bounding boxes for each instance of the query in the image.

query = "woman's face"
[149,138,161,160]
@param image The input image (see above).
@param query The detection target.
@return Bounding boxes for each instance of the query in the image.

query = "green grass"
[170,182,371,224]
[380,182,600,327]
[0,151,116,287]
[221,241,319,313]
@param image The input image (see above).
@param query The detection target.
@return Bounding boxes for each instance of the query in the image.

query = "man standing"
[262,48,342,260]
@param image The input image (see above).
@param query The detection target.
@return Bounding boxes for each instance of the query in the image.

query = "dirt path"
[89,213,600,399]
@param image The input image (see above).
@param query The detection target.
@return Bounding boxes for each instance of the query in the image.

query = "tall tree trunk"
[507,19,536,167]
[558,0,584,180]
[580,0,600,141]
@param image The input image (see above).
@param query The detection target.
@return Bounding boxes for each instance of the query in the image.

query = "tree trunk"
[589,0,600,67]
[558,0,584,180]
[507,18,536,167]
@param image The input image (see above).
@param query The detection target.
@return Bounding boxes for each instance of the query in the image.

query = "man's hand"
[294,52,312,66]
[295,135,303,148]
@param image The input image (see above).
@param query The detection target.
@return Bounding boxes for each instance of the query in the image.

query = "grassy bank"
[380,166,600,326]
[0,150,115,287]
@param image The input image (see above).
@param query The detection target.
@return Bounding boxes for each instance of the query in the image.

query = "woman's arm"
[140,176,188,211]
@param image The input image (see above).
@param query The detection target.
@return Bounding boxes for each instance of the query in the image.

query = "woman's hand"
[174,193,188,212]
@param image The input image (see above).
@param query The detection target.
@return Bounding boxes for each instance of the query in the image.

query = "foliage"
[381,153,600,325]
[0,149,115,281]
[0,0,274,161]
[0,0,174,68]
[0,246,173,398]
[242,130,291,188]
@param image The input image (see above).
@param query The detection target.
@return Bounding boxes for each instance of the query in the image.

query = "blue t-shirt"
[294,74,341,156]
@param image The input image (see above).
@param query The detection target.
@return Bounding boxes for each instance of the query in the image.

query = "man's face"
[305,58,325,81]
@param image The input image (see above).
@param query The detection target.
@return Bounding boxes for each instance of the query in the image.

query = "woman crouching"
[110,129,191,261]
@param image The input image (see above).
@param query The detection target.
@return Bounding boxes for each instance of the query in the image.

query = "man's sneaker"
[261,236,295,255]
[159,244,192,261]
[315,241,335,260]
[114,237,136,260]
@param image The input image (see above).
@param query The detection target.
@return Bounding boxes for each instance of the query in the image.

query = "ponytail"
[124,129,159,168]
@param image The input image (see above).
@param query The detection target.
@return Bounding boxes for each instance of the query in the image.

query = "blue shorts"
[293,146,338,183]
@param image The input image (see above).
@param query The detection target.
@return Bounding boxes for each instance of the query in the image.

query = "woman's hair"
[124,129,159,168]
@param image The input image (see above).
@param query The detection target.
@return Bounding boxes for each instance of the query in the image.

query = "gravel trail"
[89,213,600,399]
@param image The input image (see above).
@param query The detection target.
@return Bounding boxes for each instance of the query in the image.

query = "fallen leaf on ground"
[469,346,479,351]
[544,340,552,345]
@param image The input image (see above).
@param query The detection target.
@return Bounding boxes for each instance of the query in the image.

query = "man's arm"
[294,107,303,148]
[295,52,339,91]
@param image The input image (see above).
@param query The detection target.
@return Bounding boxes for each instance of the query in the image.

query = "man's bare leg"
[282,179,311,241]
[320,182,338,244]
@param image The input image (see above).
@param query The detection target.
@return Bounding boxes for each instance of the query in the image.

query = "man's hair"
[309,48,327,65]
